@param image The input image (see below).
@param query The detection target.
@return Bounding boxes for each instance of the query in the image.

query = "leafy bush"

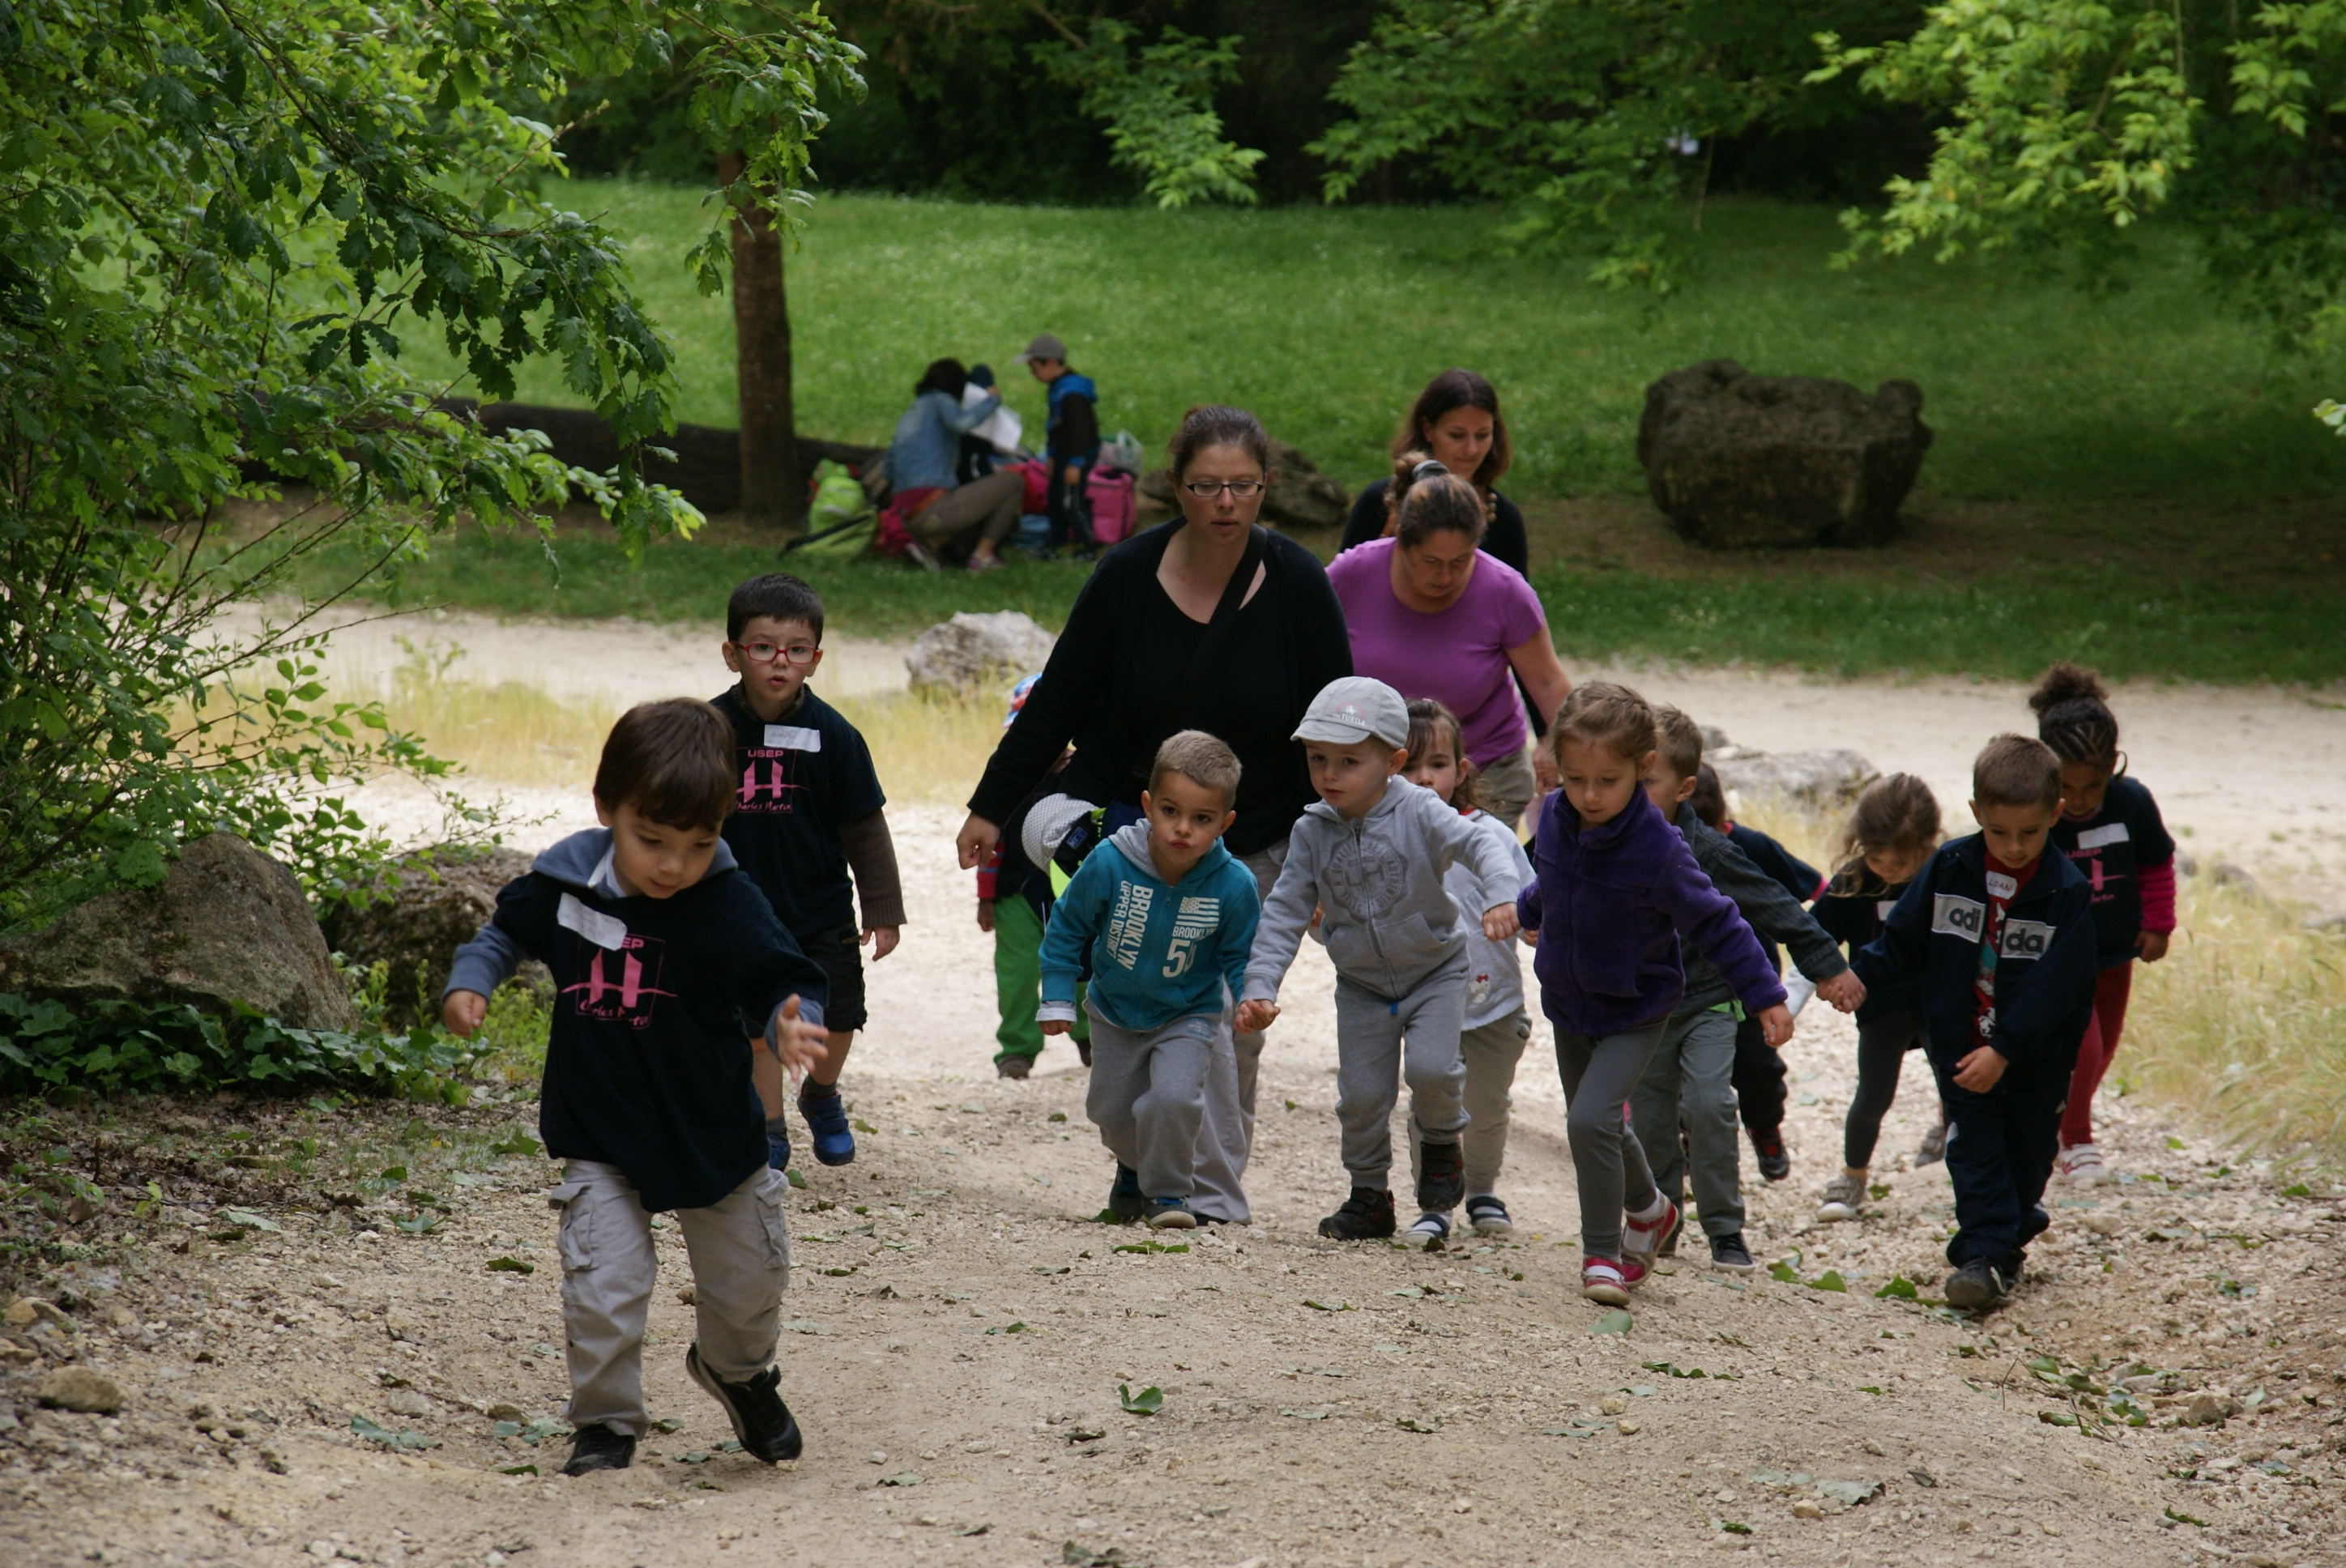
[0,992,483,1106]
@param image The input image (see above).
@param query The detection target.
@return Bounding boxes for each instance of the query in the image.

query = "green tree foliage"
[1311,1,1912,292]
[0,0,858,926]
[1817,1,2346,348]
[1036,19,1264,207]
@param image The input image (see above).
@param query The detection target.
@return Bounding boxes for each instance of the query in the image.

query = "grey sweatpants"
[1553,1021,1669,1261]
[1629,1007,1745,1239]
[1085,1006,1222,1203]
[549,1160,790,1438]
[1335,953,1470,1187]
[1410,1008,1533,1204]
[1192,840,1286,1223]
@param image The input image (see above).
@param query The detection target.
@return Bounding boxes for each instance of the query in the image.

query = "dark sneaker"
[1752,1131,1791,1182]
[560,1422,635,1476]
[800,1083,855,1166]
[996,1055,1032,1080]
[685,1343,803,1464]
[1915,1119,1948,1167]
[1708,1232,1757,1276]
[1416,1139,1465,1213]
[1464,1195,1513,1238]
[1318,1187,1397,1241]
[1145,1198,1197,1230]
[1106,1165,1146,1224]
[1076,1037,1093,1067]
[766,1123,791,1172]
[1943,1259,2009,1311]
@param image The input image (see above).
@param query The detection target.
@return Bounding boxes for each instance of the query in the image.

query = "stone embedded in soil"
[36,1367,126,1414]
[385,1389,431,1417]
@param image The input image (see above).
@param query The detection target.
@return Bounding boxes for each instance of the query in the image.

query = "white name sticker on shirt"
[557,893,628,951]
[1875,900,1898,922]
[2075,822,2130,850]
[1984,871,2018,899]
[1998,919,2056,960]
[1931,893,1985,941]
[764,725,822,752]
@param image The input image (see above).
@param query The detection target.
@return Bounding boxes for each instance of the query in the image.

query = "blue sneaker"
[766,1123,791,1172]
[1145,1197,1197,1230]
[800,1084,855,1167]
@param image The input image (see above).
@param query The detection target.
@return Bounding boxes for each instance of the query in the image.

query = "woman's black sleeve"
[967,565,1122,824]
[1339,482,1387,553]
[1487,494,1529,578]
[1287,546,1356,693]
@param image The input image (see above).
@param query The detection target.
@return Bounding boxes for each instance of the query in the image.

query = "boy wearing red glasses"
[714,573,906,1172]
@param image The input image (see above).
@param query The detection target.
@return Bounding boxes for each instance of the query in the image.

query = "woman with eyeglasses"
[958,404,1353,1224]
[1327,458,1572,833]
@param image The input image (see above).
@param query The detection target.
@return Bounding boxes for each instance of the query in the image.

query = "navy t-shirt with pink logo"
[712,685,886,940]
[2050,776,2174,965]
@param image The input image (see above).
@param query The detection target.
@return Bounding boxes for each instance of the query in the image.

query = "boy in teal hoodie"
[1039,731,1261,1229]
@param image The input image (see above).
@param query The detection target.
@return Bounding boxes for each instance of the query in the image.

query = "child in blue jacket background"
[1039,731,1260,1229]
[1853,735,2098,1310]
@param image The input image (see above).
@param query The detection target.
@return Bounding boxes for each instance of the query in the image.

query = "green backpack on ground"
[787,461,878,558]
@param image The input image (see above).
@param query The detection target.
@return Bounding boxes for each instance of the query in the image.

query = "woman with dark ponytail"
[2028,663,2177,1185]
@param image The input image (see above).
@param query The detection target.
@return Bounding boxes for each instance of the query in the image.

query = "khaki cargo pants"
[548,1160,791,1437]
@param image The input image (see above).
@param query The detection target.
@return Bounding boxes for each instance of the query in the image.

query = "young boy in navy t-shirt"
[713,574,905,1170]
[442,699,830,1476]
[1853,735,2097,1310]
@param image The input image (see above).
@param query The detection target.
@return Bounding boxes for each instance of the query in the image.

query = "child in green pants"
[982,675,1087,1078]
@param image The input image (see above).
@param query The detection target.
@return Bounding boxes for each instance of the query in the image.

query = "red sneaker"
[1581,1258,1631,1306]
[1622,1196,1679,1267]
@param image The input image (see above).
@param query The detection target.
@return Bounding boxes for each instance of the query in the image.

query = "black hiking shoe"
[1752,1131,1791,1182]
[1708,1231,1756,1275]
[1318,1187,1397,1241]
[685,1343,803,1464]
[1415,1140,1465,1214]
[559,1422,635,1476]
[1943,1259,2010,1311]
[1105,1164,1146,1224]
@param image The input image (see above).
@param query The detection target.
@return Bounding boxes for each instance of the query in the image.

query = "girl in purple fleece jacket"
[1518,684,1794,1305]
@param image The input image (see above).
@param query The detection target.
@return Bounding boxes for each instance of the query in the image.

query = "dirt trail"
[6,804,2345,1568]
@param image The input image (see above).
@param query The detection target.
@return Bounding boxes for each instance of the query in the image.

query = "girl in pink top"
[1326,460,1574,830]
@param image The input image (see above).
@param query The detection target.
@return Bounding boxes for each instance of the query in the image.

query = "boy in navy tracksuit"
[1039,731,1261,1229]
[441,699,831,1476]
[713,573,905,1170]
[1017,332,1100,552]
[1853,735,2097,1310]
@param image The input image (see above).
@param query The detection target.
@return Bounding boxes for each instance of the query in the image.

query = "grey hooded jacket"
[1244,777,1523,1003]
[1671,802,1848,1013]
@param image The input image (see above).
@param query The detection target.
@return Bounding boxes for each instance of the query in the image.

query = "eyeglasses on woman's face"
[1180,479,1265,499]
[733,641,821,666]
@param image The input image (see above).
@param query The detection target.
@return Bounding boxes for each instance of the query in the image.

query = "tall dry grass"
[1734,790,2346,1170]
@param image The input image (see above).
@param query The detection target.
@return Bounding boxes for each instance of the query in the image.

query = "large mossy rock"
[320,846,540,1026]
[0,833,356,1030]
[1636,360,1932,548]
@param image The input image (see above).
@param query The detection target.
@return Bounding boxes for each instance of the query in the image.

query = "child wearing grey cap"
[1236,676,1525,1240]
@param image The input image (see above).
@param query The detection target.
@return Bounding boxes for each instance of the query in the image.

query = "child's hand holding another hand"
[1756,1003,1794,1050]
[1039,1018,1071,1036]
[770,995,828,1079]
[1235,999,1280,1034]
[441,989,488,1038]
[1951,1044,2007,1092]
[1814,971,1866,1013]
[1482,904,1520,942]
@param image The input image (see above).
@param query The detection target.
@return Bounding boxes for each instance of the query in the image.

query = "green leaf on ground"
[497,1464,538,1476]
[1815,1479,1880,1506]
[851,1119,879,1134]
[786,1168,809,1190]
[1118,1383,1163,1415]
[1302,1299,1352,1312]
[486,1256,534,1274]
[1394,1417,1439,1433]
[1589,1310,1633,1336]
[985,1321,1028,1335]
[1768,1261,1800,1283]
[380,1166,407,1182]
[1875,1275,1919,1299]
[1113,1239,1188,1254]
[1388,1285,1424,1297]
[351,1416,436,1450]
[1811,1269,1849,1293]
[2165,1506,2208,1527]
[491,1421,520,1439]
[1642,1361,1709,1378]
[489,1131,541,1157]
[219,1206,283,1233]
[395,1212,440,1234]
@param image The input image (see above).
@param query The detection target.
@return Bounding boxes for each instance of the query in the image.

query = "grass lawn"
[387,182,2346,504]
[292,185,2346,684]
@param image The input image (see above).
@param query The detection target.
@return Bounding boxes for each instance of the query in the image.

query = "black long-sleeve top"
[969,522,1354,857]
[1341,479,1529,577]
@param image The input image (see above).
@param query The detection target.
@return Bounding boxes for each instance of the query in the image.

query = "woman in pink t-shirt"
[1326,459,1574,830]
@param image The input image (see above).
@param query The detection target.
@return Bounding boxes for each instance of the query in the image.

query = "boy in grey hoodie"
[1236,678,1523,1240]
[1039,732,1262,1229]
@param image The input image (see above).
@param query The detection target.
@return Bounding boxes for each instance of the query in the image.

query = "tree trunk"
[719,151,798,529]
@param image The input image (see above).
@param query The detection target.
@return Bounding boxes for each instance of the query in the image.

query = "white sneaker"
[1817,1172,1867,1222]
[1405,1212,1451,1251]
[2057,1144,2112,1184]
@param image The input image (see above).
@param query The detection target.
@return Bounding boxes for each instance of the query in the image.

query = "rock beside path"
[1636,359,1932,548]
[0,833,355,1031]
[906,611,1056,699]
[1705,729,1878,808]
[36,1367,125,1414]
[322,847,541,1026]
